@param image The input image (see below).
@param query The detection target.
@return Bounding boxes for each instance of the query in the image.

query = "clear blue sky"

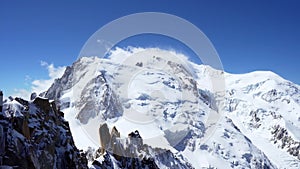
[1,0,300,96]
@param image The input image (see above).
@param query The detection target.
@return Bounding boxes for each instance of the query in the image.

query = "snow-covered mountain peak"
[43,47,300,168]
[46,48,223,152]
[225,70,287,88]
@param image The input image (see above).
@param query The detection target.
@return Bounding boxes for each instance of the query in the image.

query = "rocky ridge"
[0,97,88,169]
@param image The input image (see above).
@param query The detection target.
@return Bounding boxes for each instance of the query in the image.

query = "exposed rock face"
[45,58,123,124]
[0,97,88,169]
[99,123,110,154]
[271,125,300,160]
[93,124,193,169]
[45,65,74,101]
[76,74,123,124]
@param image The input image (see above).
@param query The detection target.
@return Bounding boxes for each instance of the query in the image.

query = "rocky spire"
[0,90,3,112]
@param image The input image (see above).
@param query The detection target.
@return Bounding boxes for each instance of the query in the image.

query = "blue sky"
[1,0,300,97]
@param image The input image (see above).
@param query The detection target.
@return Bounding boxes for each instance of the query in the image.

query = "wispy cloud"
[12,89,32,100]
[32,61,66,94]
[12,61,66,99]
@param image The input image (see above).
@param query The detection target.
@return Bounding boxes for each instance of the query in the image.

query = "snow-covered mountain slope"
[222,71,300,168]
[45,47,300,168]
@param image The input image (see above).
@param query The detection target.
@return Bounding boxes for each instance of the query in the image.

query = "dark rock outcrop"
[99,123,110,154]
[271,125,300,160]
[0,97,88,169]
[93,124,194,169]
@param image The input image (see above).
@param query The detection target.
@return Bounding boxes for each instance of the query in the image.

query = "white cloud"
[97,39,114,52]
[12,89,32,100]
[12,61,66,99]
[31,61,66,94]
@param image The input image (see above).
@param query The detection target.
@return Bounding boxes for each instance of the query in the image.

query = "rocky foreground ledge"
[0,97,88,169]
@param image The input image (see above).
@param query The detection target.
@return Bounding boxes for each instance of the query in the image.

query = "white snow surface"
[3,100,25,117]
[52,47,300,169]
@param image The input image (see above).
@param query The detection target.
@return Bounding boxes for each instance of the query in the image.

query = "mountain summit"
[42,48,300,168]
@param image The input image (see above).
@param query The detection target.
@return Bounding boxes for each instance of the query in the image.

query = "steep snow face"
[107,49,207,147]
[46,48,213,151]
[46,57,124,148]
[45,47,299,168]
[223,71,300,168]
